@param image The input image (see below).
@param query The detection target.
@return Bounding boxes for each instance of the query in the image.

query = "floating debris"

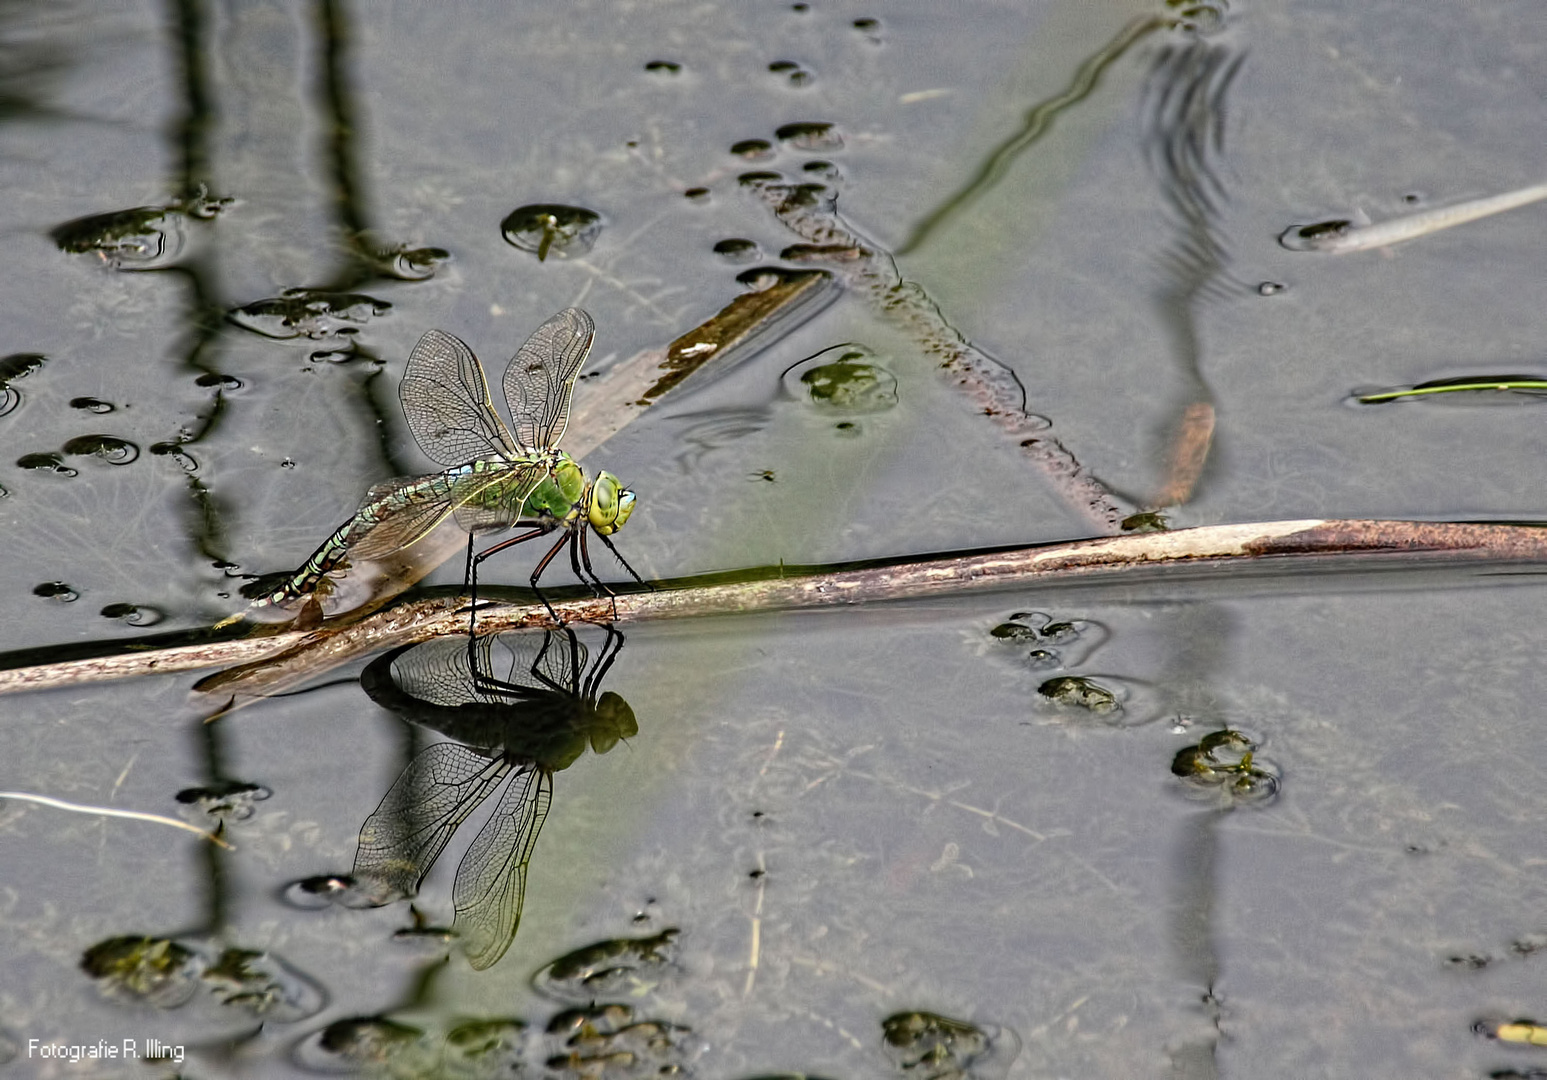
[1171,728,1279,804]
[1280,182,1547,253]
[713,237,762,263]
[532,928,681,1003]
[775,121,843,151]
[1355,375,1547,405]
[227,289,390,341]
[61,434,139,465]
[0,353,47,417]
[501,204,603,260]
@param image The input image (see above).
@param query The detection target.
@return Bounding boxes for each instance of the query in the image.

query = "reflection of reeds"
[747,177,1131,532]
[899,14,1173,256]
[1141,40,1246,509]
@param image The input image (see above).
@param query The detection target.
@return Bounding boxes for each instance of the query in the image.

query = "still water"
[2,1,1546,1077]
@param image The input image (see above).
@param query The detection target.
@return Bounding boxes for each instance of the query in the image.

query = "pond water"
[2,1,1546,1077]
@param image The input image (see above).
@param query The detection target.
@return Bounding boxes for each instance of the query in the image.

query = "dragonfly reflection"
[350,626,635,969]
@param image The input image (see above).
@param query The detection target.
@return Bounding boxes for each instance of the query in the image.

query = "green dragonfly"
[246,308,641,624]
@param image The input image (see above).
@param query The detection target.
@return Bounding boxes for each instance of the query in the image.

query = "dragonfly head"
[587,471,635,536]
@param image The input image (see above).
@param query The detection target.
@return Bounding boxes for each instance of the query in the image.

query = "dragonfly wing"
[401,329,523,465]
[502,308,594,451]
[453,765,552,969]
[346,474,462,560]
[352,742,509,900]
[449,458,547,535]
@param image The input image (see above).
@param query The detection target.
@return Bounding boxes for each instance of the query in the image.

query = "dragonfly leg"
[595,530,651,593]
[461,532,476,595]
[470,524,553,635]
[586,622,625,698]
[576,527,619,620]
[526,531,574,624]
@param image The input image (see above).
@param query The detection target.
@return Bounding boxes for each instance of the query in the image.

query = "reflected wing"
[453,765,552,969]
[469,631,583,699]
[352,742,509,900]
[401,329,523,466]
[390,636,485,707]
[502,308,594,451]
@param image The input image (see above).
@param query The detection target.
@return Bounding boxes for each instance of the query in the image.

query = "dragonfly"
[246,308,643,626]
[349,626,635,969]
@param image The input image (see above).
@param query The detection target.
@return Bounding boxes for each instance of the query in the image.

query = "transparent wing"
[352,742,509,900]
[449,460,549,537]
[471,631,583,698]
[390,636,485,707]
[453,765,552,969]
[401,329,523,466]
[345,465,543,560]
[502,308,594,451]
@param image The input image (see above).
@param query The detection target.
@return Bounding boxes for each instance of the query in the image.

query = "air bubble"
[16,452,76,476]
[33,581,78,602]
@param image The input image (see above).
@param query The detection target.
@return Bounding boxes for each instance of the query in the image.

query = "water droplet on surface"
[280,457,296,469]
[16,452,76,476]
[802,159,841,180]
[69,396,114,414]
[501,204,603,260]
[644,60,681,75]
[712,238,762,263]
[1278,219,1352,252]
[227,289,391,341]
[194,371,242,390]
[61,434,139,465]
[731,138,776,160]
[1257,281,1285,296]
[853,16,881,31]
[100,602,165,627]
[33,581,78,602]
[775,121,843,151]
[683,187,710,203]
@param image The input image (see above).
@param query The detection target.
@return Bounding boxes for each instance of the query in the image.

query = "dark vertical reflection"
[310,0,412,475]
[315,0,375,285]
[162,0,235,568]
[1140,38,1246,508]
[1157,600,1233,1079]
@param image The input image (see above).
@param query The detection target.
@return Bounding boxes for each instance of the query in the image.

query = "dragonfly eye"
[588,474,634,535]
